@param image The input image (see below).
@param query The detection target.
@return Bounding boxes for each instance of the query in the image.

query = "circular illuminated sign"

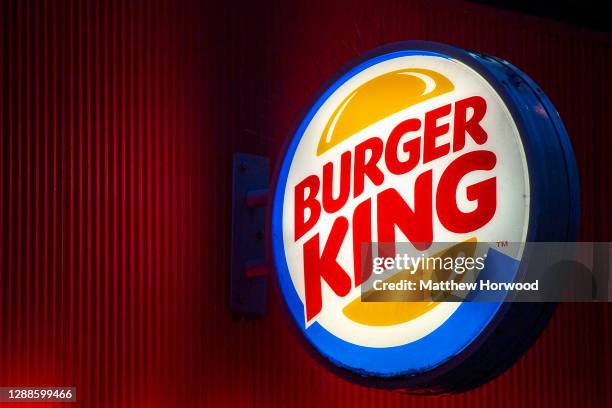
[270,42,579,392]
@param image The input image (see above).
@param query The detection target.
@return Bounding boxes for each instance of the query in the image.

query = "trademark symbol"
[496,240,509,247]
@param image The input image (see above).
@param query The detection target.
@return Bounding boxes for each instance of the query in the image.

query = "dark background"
[1,0,611,407]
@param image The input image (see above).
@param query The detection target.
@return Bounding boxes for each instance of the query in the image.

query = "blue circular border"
[271,50,511,377]
[270,42,580,380]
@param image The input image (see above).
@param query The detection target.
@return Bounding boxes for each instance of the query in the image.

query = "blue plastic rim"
[270,41,580,382]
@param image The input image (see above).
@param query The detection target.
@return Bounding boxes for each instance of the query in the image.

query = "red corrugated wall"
[1,0,610,407]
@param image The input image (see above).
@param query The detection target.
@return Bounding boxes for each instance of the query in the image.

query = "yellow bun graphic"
[342,238,477,326]
[317,68,454,155]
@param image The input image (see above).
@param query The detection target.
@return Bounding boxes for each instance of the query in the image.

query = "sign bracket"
[230,153,270,317]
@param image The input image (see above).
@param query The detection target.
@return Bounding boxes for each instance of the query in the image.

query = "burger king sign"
[270,42,579,392]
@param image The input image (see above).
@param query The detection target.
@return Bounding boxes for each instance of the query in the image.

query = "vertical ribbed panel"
[1,0,610,407]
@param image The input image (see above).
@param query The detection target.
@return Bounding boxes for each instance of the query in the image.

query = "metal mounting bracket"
[230,153,270,316]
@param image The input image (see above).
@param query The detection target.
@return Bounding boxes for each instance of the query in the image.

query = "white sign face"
[279,55,530,348]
